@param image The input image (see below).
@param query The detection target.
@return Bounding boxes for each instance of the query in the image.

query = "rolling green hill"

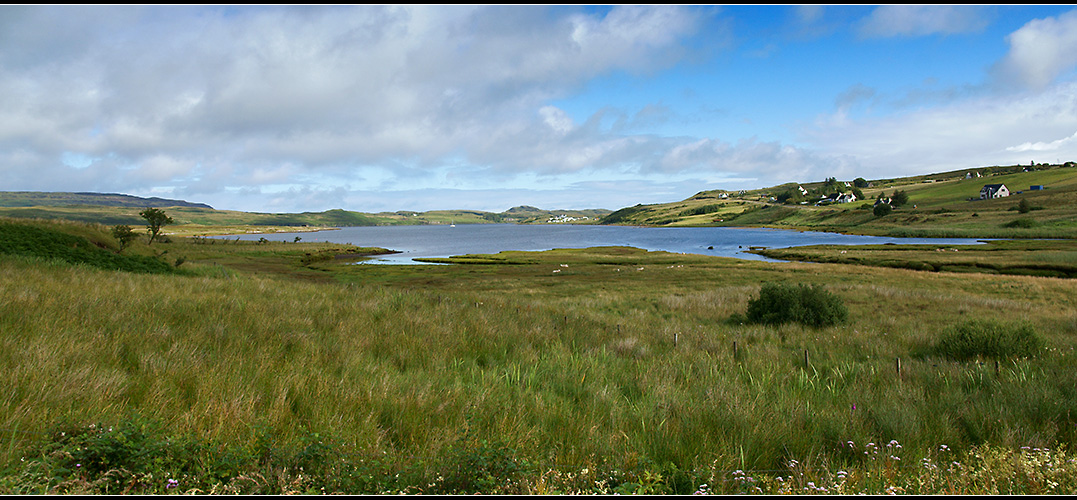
[598,162,1077,238]
[0,192,611,233]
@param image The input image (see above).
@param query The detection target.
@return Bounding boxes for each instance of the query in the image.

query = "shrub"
[1002,218,1039,228]
[933,319,1044,361]
[873,203,892,217]
[744,282,848,328]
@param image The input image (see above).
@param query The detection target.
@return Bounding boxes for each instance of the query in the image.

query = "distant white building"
[835,192,856,203]
[980,184,1010,199]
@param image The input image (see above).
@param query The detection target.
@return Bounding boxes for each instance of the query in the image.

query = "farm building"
[980,184,1010,199]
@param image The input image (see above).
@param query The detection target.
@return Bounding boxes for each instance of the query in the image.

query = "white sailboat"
[450,219,455,227]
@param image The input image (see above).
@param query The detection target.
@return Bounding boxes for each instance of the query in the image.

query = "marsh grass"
[1,220,1076,493]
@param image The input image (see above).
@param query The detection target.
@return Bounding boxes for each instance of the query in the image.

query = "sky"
[3,5,1077,214]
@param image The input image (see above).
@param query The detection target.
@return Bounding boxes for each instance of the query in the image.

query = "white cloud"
[0,5,710,211]
[1006,130,1077,152]
[991,9,1077,90]
[802,81,1077,177]
[857,5,991,38]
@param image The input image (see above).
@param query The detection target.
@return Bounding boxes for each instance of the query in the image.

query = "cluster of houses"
[546,214,589,223]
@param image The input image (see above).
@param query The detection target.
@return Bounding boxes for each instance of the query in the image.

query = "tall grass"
[1,233,1076,492]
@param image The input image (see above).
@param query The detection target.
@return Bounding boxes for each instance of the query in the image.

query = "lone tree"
[139,207,173,244]
[891,190,909,207]
[1017,198,1032,214]
[110,224,138,251]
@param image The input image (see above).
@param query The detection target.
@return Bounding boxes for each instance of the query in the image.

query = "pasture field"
[1,217,1076,494]
[607,163,1077,239]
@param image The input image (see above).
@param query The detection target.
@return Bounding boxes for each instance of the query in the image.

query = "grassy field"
[1,217,1076,494]
[602,163,1077,239]
[752,239,1077,278]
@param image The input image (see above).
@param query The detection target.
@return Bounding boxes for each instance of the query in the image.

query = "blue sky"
[3,5,1077,214]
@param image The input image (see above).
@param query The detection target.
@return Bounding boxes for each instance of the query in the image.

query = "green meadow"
[605,162,1077,239]
[1,216,1076,494]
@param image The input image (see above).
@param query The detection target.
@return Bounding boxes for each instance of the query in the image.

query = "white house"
[835,192,856,203]
[980,184,1010,199]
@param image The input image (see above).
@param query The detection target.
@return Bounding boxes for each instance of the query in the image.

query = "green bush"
[744,282,848,328]
[1002,218,1039,228]
[933,319,1044,361]
[873,203,892,217]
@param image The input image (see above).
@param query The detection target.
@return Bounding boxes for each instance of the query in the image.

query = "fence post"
[733,340,739,361]
[804,349,809,370]
[895,357,901,379]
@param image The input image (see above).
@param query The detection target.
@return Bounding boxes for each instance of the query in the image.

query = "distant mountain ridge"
[0,191,213,209]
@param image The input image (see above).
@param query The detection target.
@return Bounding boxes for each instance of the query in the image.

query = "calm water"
[218,224,989,264]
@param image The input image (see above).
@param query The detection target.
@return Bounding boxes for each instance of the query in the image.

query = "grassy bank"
[1,217,1076,493]
[752,239,1077,278]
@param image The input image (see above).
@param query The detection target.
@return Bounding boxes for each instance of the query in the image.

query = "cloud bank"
[1,6,1076,213]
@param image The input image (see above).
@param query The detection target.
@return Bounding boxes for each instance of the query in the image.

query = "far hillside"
[0,192,611,234]
[599,162,1077,239]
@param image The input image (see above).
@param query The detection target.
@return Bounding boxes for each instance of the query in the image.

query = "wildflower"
[939,444,949,452]
[167,479,178,489]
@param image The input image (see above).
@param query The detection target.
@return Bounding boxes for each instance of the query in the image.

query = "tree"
[1017,198,1032,214]
[891,190,909,207]
[853,177,869,188]
[139,208,174,244]
[111,224,138,251]
[873,203,892,217]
